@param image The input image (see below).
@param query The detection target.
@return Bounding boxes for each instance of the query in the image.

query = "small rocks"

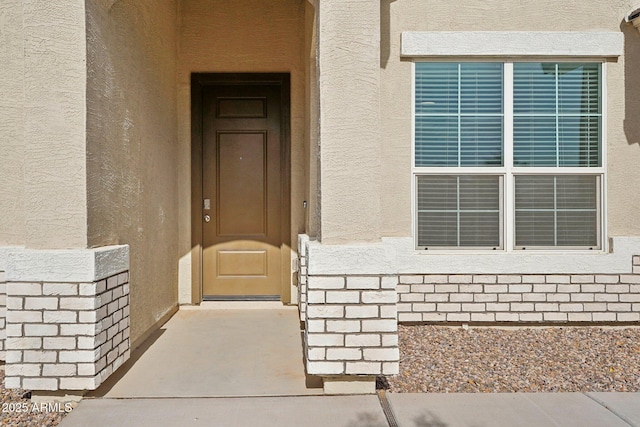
[0,367,71,426]
[388,325,640,393]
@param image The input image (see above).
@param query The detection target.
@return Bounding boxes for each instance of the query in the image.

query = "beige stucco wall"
[305,1,320,238]
[0,0,25,247]
[381,0,640,238]
[86,0,179,343]
[176,0,306,302]
[315,0,382,244]
[0,0,88,249]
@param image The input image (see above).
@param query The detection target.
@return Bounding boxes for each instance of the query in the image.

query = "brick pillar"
[4,246,130,394]
[304,273,399,393]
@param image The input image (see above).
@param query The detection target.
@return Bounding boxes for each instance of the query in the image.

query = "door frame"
[191,73,291,304]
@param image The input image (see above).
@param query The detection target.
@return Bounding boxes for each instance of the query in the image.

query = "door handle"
[204,214,211,223]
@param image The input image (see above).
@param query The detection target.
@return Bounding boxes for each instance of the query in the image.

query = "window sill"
[304,237,638,276]
[414,247,606,255]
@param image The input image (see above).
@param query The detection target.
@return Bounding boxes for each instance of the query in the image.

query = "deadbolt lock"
[204,214,211,223]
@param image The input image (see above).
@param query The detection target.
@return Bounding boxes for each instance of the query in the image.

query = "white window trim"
[304,237,639,276]
[411,61,608,252]
[401,32,623,59]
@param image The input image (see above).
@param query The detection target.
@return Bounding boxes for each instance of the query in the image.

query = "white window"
[414,61,603,250]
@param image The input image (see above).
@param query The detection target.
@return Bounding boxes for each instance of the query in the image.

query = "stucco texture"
[304,1,320,239]
[0,0,25,247]
[316,0,382,244]
[86,0,179,343]
[381,0,640,238]
[0,0,88,249]
[177,0,306,302]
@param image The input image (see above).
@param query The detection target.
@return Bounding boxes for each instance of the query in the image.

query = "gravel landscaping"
[387,325,640,393]
[0,367,73,427]
[1,325,639,424]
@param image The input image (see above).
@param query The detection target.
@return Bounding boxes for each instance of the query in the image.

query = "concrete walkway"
[60,305,640,426]
[60,392,640,427]
[88,304,322,398]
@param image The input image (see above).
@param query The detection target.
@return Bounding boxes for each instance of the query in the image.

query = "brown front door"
[201,83,283,297]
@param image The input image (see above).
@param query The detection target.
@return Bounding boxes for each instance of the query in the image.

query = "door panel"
[217,250,267,277]
[202,84,282,297]
[217,132,266,236]
[217,97,267,118]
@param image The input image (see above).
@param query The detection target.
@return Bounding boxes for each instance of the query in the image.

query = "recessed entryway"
[191,74,291,302]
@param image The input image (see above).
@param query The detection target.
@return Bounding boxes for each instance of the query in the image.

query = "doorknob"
[204,215,211,223]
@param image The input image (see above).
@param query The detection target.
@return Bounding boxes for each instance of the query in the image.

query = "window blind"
[415,63,503,167]
[515,175,598,247]
[414,61,602,250]
[513,63,601,167]
[417,175,501,248]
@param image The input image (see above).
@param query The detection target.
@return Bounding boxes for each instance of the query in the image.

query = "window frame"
[412,60,607,252]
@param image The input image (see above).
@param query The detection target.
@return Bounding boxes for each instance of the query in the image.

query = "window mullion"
[600,63,607,250]
[504,62,514,251]
[457,63,462,167]
[456,176,461,247]
[555,63,560,167]
[411,62,416,243]
[553,176,558,246]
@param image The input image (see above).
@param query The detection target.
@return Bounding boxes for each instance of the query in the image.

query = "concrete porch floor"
[88,303,323,398]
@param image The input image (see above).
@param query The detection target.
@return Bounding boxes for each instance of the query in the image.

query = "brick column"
[3,245,129,394]
[304,273,399,393]
[5,273,129,390]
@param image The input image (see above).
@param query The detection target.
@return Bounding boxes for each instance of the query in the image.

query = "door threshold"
[202,295,280,301]
[184,301,294,310]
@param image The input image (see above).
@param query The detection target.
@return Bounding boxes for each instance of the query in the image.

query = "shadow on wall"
[380,0,397,69]
[622,20,640,147]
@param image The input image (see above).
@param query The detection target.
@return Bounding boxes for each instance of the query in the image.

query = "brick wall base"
[305,274,399,376]
[397,256,640,323]
[5,272,130,390]
[0,245,130,392]
[299,236,399,378]
[298,234,640,385]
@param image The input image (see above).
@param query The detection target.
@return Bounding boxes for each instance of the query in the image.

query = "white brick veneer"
[4,271,130,391]
[304,275,399,376]
[300,233,400,378]
[0,271,6,360]
[298,235,309,322]
[298,232,640,381]
[396,256,640,323]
